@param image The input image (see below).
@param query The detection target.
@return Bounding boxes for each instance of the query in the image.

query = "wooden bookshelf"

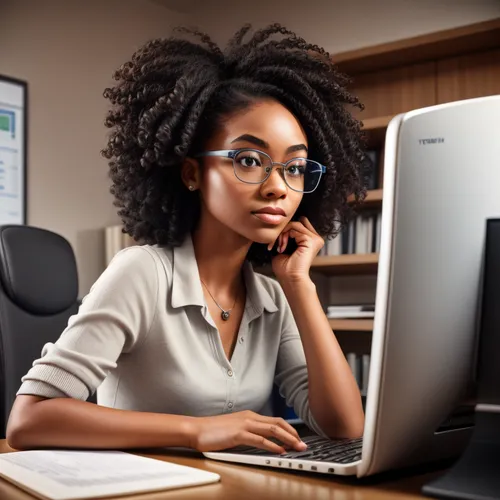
[364,188,383,205]
[256,253,378,276]
[349,188,383,207]
[362,115,393,130]
[333,18,500,75]
[329,319,374,332]
[361,115,393,148]
[311,253,378,275]
[315,19,500,354]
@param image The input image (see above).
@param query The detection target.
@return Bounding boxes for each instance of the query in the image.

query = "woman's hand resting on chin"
[189,410,307,454]
[269,216,324,284]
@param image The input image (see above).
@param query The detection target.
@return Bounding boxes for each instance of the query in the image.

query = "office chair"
[0,225,81,437]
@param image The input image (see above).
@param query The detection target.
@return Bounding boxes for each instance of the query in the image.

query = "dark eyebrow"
[286,143,308,155]
[231,134,308,155]
[231,134,268,149]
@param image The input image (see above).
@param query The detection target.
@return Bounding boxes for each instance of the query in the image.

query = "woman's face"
[192,99,307,246]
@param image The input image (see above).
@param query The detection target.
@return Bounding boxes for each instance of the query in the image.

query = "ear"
[181,157,201,192]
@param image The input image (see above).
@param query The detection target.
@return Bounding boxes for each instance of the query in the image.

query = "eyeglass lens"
[233,150,322,193]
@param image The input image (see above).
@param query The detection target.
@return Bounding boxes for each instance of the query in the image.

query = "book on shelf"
[362,354,371,396]
[378,147,385,189]
[327,311,375,319]
[318,147,383,258]
[346,352,371,396]
[362,150,380,190]
[328,305,375,312]
[327,304,375,319]
[319,212,382,256]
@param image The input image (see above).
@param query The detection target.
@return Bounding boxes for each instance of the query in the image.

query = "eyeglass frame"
[195,148,327,194]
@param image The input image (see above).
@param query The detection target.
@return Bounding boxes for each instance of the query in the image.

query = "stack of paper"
[0,449,220,500]
[327,305,375,319]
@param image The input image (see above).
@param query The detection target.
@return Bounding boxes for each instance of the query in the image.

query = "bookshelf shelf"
[333,18,500,75]
[364,188,383,205]
[329,319,374,332]
[256,253,379,276]
[362,115,393,131]
[311,253,379,275]
[349,188,383,206]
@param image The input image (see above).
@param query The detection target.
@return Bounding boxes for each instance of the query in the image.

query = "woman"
[7,24,366,454]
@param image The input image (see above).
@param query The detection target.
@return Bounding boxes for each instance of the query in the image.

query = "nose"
[259,165,288,199]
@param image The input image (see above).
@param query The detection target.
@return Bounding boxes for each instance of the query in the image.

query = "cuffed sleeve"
[17,246,159,401]
[274,297,328,438]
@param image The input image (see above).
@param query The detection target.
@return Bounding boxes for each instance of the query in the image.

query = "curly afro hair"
[101,23,367,266]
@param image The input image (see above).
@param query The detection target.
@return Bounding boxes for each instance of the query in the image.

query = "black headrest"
[0,225,78,315]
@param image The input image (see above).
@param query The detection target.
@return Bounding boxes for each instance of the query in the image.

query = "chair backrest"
[0,225,79,436]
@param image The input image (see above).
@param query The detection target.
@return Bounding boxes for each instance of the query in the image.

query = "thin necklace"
[200,279,238,321]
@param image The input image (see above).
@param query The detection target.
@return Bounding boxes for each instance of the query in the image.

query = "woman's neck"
[191,222,251,298]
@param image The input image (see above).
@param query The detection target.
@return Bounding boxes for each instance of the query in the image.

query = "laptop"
[203,94,500,477]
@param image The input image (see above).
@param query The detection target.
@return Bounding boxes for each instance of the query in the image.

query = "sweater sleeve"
[16,246,159,401]
[273,291,328,438]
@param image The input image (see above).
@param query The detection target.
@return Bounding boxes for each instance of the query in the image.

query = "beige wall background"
[1,0,499,297]
[157,0,500,52]
[0,0,186,296]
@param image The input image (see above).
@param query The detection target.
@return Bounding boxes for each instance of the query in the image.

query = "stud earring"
[189,185,195,191]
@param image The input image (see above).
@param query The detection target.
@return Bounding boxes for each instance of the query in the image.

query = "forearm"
[280,279,365,438]
[7,395,195,451]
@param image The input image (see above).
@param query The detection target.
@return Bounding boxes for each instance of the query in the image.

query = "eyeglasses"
[195,148,326,193]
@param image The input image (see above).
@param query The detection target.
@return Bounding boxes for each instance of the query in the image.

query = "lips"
[253,207,286,216]
[252,206,286,225]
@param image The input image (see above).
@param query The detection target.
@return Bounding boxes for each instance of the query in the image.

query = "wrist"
[279,276,316,295]
[182,416,200,449]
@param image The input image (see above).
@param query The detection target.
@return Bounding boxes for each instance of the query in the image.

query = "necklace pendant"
[221,311,230,321]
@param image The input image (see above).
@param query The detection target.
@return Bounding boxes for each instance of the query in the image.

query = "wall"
[0,0,186,296]
[179,0,500,53]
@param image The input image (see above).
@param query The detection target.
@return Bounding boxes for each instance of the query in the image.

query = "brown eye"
[237,155,262,168]
[286,160,306,177]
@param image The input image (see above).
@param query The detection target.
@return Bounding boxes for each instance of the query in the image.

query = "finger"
[239,431,287,454]
[283,221,314,237]
[249,422,306,452]
[256,416,302,444]
[267,238,277,252]
[280,232,289,253]
[272,417,302,441]
[288,229,309,245]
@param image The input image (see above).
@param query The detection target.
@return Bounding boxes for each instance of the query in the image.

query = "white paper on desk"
[0,450,220,500]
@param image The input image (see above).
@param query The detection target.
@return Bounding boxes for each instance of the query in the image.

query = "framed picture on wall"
[0,75,27,225]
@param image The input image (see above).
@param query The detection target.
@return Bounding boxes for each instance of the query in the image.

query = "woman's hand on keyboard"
[189,410,308,454]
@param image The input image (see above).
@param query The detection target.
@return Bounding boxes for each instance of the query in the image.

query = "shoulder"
[253,271,280,297]
[250,270,299,337]
[89,244,173,297]
[252,270,290,310]
[105,245,162,277]
[109,244,174,270]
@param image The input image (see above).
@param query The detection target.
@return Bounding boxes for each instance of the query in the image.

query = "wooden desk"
[0,440,450,499]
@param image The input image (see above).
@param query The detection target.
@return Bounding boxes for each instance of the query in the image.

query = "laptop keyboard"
[224,435,363,464]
